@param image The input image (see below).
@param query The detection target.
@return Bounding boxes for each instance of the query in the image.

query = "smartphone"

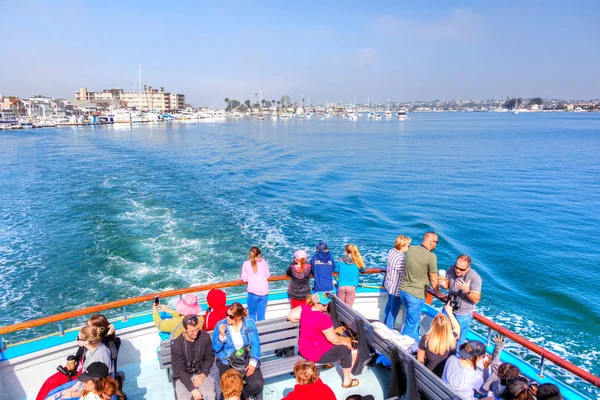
[154,295,160,306]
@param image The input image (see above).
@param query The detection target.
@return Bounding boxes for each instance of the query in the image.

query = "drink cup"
[438,270,446,286]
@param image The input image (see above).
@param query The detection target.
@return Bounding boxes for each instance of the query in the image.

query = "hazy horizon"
[1,1,599,105]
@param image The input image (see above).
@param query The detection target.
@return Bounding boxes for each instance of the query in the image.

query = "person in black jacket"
[172,315,216,400]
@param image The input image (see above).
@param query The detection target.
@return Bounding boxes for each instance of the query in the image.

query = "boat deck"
[118,361,390,400]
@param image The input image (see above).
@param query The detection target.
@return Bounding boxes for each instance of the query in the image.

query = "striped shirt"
[384,248,406,296]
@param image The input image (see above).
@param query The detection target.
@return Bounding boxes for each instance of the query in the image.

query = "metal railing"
[0,268,598,389]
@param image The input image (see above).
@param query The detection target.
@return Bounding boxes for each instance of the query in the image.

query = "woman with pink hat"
[152,293,204,339]
[286,249,312,309]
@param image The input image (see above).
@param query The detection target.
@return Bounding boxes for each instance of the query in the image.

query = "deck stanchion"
[122,307,128,322]
[0,335,4,352]
[58,321,64,336]
[539,355,546,377]
[487,327,493,345]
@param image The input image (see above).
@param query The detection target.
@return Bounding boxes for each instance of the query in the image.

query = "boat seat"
[159,317,306,383]
[328,294,461,400]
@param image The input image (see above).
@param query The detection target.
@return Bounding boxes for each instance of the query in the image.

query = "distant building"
[74,87,185,111]
[1,97,25,114]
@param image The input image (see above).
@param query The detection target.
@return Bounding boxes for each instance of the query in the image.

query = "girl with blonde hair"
[417,303,461,377]
[334,244,365,306]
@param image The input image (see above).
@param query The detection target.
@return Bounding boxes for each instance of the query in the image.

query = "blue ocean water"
[1,113,599,395]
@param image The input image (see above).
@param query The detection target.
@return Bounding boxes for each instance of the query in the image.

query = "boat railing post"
[539,355,546,377]
[122,307,128,322]
[58,321,64,336]
[0,335,4,353]
[486,327,493,345]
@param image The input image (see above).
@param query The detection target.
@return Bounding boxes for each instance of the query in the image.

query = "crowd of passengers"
[38,234,566,400]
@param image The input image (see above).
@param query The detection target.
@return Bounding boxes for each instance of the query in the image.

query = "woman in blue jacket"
[212,302,263,399]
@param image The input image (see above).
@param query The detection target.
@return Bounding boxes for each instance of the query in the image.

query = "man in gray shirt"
[441,254,482,347]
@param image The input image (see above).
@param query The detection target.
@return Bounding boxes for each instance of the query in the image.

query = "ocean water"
[1,113,599,396]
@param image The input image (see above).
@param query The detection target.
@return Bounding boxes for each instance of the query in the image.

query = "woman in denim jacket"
[212,302,263,399]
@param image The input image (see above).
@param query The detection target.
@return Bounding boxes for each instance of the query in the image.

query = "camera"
[447,290,462,311]
[187,361,198,374]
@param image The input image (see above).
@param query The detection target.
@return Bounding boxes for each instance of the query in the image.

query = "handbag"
[334,325,357,349]
[226,345,251,377]
[226,325,253,377]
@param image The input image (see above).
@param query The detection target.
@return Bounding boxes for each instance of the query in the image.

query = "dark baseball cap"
[459,340,487,360]
[77,362,109,382]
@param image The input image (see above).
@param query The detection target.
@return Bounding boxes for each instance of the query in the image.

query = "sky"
[1,1,599,105]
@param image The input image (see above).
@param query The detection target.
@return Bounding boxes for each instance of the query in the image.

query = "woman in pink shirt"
[287,292,359,389]
[241,246,270,321]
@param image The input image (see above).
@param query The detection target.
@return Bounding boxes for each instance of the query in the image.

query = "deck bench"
[158,317,306,383]
[328,293,460,400]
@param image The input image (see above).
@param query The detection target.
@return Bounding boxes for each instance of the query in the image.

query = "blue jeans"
[454,313,473,348]
[383,293,402,329]
[400,291,425,342]
[247,293,268,321]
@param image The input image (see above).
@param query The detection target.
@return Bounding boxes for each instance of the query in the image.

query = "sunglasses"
[76,336,87,342]
[183,315,198,324]
[226,313,235,320]
[455,265,469,271]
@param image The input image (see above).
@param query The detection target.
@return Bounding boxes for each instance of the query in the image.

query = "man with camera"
[440,254,482,347]
[172,315,216,400]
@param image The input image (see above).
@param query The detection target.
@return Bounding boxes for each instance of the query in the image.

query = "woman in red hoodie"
[282,360,336,400]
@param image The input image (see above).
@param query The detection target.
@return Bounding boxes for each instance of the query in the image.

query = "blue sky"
[1,1,599,105]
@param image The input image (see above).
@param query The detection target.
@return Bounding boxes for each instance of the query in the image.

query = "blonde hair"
[220,369,244,398]
[79,325,102,345]
[345,244,365,269]
[293,360,319,385]
[394,235,412,250]
[424,314,456,355]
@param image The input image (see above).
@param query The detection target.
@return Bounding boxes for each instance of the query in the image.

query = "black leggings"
[317,344,352,369]
[216,358,264,399]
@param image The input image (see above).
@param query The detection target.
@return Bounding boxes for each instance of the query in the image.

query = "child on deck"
[334,244,365,306]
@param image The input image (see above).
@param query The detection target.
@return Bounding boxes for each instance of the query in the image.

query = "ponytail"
[345,244,365,269]
[249,246,261,271]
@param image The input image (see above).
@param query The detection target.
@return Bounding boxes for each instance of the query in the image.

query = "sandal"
[342,378,359,388]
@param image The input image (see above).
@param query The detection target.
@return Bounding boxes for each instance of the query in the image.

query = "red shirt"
[282,378,336,400]
[298,304,334,361]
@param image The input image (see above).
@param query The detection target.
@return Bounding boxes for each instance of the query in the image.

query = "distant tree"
[261,99,266,108]
[502,98,521,110]
[224,97,230,105]
[231,100,240,108]
[281,95,291,107]
[264,101,271,107]
[529,97,543,106]
[244,99,251,108]
[253,102,260,108]
[276,100,281,108]
[271,99,276,107]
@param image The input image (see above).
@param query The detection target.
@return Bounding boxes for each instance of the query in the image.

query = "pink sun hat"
[175,293,202,316]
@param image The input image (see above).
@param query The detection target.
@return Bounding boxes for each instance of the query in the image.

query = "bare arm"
[429,272,442,297]
[417,348,426,363]
[322,327,349,348]
[287,305,302,323]
[443,304,461,337]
